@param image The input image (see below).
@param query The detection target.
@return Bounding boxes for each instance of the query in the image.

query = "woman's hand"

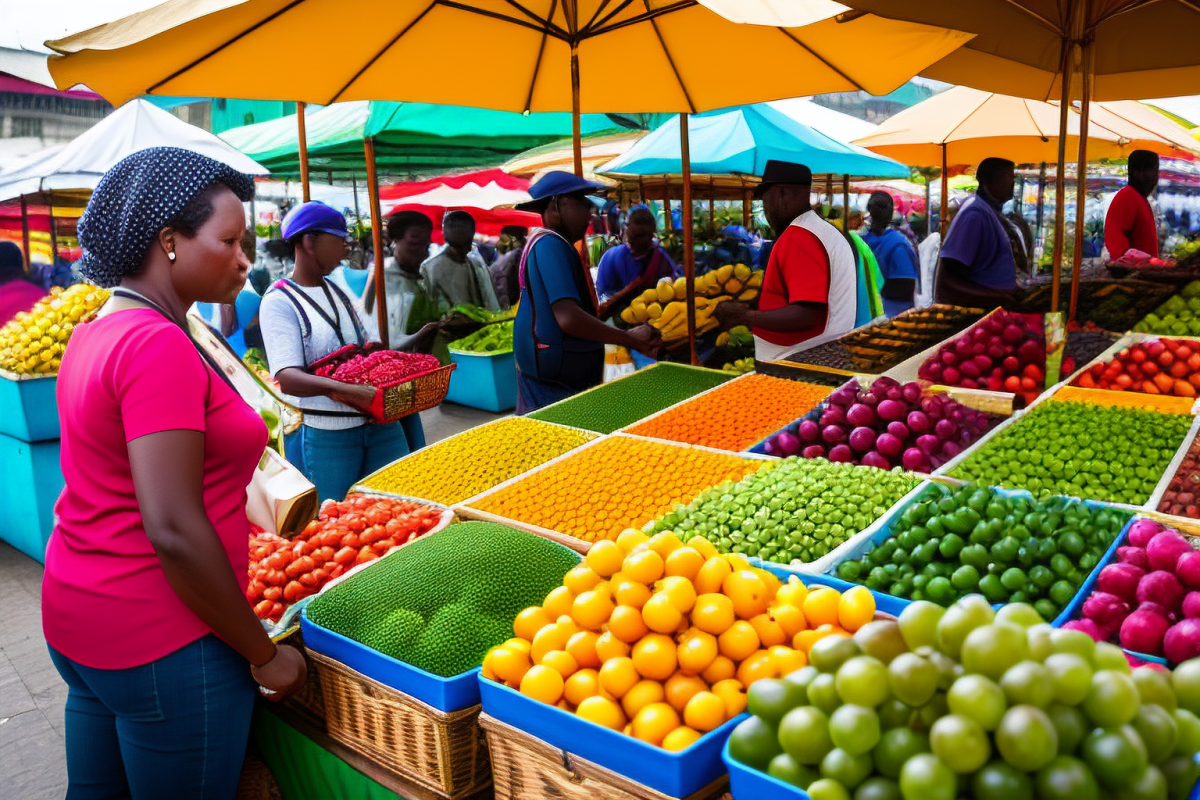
[626,324,664,357]
[330,382,377,409]
[251,644,307,702]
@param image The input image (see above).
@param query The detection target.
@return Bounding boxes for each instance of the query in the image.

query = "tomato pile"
[1074,337,1200,398]
[245,494,444,622]
[313,349,440,386]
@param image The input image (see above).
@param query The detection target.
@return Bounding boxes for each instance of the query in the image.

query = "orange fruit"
[541,650,579,680]
[621,679,666,718]
[563,565,603,595]
[598,657,640,699]
[770,603,808,638]
[647,532,684,559]
[576,695,625,731]
[769,645,807,676]
[659,576,698,613]
[776,576,809,608]
[677,629,719,675]
[564,669,601,706]
[624,550,665,583]
[795,626,847,655]
[686,537,719,561]
[665,672,709,712]
[712,678,747,717]
[642,593,683,634]
[586,540,624,577]
[662,726,703,752]
[531,623,571,664]
[702,655,737,685]
[684,691,726,732]
[566,631,601,669]
[802,587,841,628]
[723,571,770,619]
[718,620,761,661]
[694,556,733,595]
[616,528,649,553]
[632,633,678,681]
[482,648,497,681]
[749,613,788,648]
[614,580,652,609]
[608,605,650,644]
[595,631,631,662]
[502,638,532,656]
[543,586,575,619]
[513,607,551,642]
[736,651,778,686]
[571,589,615,631]
[838,585,876,632]
[631,703,680,746]
[692,593,735,636]
[520,665,564,705]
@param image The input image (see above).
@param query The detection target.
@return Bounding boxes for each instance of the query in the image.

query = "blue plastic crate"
[724,739,808,800]
[299,609,481,712]
[479,677,742,798]
[0,433,62,562]
[0,374,59,442]
[445,350,516,413]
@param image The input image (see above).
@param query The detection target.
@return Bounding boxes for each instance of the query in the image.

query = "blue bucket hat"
[77,147,255,288]
[281,201,349,240]
[517,170,607,212]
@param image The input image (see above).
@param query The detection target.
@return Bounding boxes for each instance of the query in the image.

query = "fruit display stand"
[0,370,59,441]
[1055,332,1200,415]
[0,433,62,562]
[753,359,862,389]
[444,348,516,413]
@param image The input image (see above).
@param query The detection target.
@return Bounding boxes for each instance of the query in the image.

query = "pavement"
[0,403,505,800]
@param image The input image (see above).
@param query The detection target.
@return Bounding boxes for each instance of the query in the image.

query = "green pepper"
[926,516,946,537]
[944,508,980,535]
[939,534,965,560]
[986,497,1009,520]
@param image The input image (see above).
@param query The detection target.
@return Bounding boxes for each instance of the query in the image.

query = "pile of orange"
[465,436,764,543]
[625,375,830,452]
[483,531,877,751]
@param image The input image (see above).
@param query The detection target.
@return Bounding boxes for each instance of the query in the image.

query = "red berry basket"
[307,344,456,424]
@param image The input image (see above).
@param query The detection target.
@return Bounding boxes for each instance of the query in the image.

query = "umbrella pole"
[1036,162,1047,246]
[297,101,311,203]
[19,195,30,271]
[663,185,671,234]
[47,191,57,265]
[571,43,583,178]
[638,176,645,205]
[681,114,698,366]
[351,173,361,231]
[1050,39,1075,315]
[826,175,835,216]
[940,144,949,235]
[842,176,850,235]
[924,179,931,221]
[743,186,751,228]
[708,177,715,236]
[364,138,388,348]
[1069,40,1095,323]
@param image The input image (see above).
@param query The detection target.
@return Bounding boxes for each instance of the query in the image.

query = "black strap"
[279,279,365,348]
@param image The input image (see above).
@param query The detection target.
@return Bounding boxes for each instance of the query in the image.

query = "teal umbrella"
[598,104,910,179]
[220,101,622,178]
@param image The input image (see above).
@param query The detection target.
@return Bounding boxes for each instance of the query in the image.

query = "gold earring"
[168,252,176,262]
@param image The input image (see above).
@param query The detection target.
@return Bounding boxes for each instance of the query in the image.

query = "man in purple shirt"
[935,158,1019,307]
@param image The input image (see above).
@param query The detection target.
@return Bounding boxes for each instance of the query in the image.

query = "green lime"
[728,716,782,770]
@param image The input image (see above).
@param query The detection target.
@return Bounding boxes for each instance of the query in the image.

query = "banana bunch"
[715,325,753,349]
[722,357,755,375]
[695,263,764,302]
[620,277,688,325]
[651,295,730,343]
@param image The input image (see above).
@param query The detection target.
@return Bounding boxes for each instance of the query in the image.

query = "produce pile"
[721,357,755,375]
[1135,281,1200,337]
[728,594,1200,800]
[1074,338,1200,398]
[834,483,1130,619]
[1016,282,1175,333]
[625,374,829,452]
[0,284,109,375]
[1067,519,1200,665]
[715,325,753,350]
[466,436,766,544]
[448,304,516,325]
[1065,329,1121,370]
[312,348,441,385]
[917,310,1071,404]
[484,531,879,750]
[308,522,579,677]
[448,320,513,354]
[529,363,733,434]
[949,400,1193,505]
[246,495,444,622]
[787,306,985,373]
[650,457,918,566]
[359,417,597,505]
[761,377,997,472]
[619,266,763,326]
[1158,433,1200,519]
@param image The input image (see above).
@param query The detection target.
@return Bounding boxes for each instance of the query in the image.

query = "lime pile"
[834,483,1130,618]
[529,363,733,434]
[949,400,1192,505]
[729,595,1200,800]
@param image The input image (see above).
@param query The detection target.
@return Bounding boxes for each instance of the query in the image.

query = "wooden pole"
[297,101,311,202]
[663,183,671,233]
[940,144,949,235]
[364,138,388,348]
[1036,162,1047,244]
[842,175,851,234]
[924,178,931,222]
[681,114,698,366]
[826,175,835,216]
[1050,38,1075,315]
[637,176,645,205]
[351,173,361,230]
[1070,39,1095,323]
[708,176,715,235]
[743,186,752,228]
[19,194,30,271]
[47,191,58,264]
[571,43,583,178]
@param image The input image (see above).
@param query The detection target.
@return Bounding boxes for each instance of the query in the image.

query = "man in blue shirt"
[935,158,1020,307]
[514,172,662,413]
[861,191,919,317]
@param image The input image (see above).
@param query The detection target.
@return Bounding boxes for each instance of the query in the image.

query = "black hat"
[753,160,813,199]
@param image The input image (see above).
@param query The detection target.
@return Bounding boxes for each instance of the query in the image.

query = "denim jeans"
[48,635,257,800]
[302,416,423,501]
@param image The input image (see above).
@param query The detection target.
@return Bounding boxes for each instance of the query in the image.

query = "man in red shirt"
[0,241,46,326]
[715,160,856,361]
[1105,149,1160,259]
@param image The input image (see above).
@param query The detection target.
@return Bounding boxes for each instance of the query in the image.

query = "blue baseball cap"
[281,201,348,239]
[518,170,607,211]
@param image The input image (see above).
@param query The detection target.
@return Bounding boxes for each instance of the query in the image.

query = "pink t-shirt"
[43,308,268,669]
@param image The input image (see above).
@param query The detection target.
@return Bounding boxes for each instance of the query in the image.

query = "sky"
[0,0,165,51]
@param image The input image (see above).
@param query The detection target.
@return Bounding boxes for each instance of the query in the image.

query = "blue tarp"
[598,104,909,180]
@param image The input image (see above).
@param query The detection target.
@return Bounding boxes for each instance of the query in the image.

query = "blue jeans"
[49,635,257,800]
[302,416,424,501]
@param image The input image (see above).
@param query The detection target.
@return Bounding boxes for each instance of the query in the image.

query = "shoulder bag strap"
[281,279,347,347]
[325,279,367,346]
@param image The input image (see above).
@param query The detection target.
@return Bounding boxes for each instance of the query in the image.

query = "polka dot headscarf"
[77,147,256,288]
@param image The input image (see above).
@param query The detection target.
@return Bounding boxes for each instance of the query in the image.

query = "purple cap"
[281,201,348,239]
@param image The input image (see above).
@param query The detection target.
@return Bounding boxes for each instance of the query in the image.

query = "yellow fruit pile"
[619,265,765,343]
[465,436,764,543]
[359,417,597,505]
[696,263,763,301]
[483,532,877,751]
[0,284,109,375]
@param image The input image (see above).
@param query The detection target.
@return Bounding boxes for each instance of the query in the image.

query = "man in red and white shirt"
[715,160,856,361]
[1105,149,1160,260]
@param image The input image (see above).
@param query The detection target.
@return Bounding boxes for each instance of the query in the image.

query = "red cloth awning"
[379,169,529,200]
[387,203,541,243]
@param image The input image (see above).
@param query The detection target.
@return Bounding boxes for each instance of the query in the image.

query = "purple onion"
[797,420,821,443]
[876,433,904,458]
[849,427,877,453]
[942,367,960,385]
[901,382,923,404]
[829,387,858,408]
[820,406,846,428]
[774,431,802,457]
[861,451,892,470]
[763,438,780,456]
[940,350,958,367]
[907,411,931,433]
[935,419,958,440]
[846,404,877,428]
[941,440,962,459]
[886,387,904,402]
[802,444,826,459]
[917,434,941,455]
[822,425,848,444]
[903,448,931,472]
[860,393,879,408]
[887,421,910,441]
[828,444,853,463]
[877,399,906,422]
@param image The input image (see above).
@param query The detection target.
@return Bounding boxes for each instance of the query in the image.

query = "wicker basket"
[278,629,325,728]
[307,344,456,423]
[308,650,490,799]
[234,752,283,800]
[479,714,728,800]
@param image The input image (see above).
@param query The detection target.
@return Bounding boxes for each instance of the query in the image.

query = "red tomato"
[254,599,274,618]
[263,586,283,602]
[333,546,357,565]
[246,580,266,600]
[265,551,290,571]
[285,555,316,579]
[283,580,306,602]
[266,568,287,586]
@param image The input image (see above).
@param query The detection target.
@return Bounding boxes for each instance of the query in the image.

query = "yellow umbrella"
[46,0,972,363]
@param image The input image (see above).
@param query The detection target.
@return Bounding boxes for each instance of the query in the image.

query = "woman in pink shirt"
[44,148,305,800]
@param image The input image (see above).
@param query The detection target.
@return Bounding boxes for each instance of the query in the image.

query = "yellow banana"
[620,307,637,325]
[738,289,759,302]
[733,263,752,282]
[715,264,734,284]
[656,280,675,304]
[747,271,764,289]
[646,302,663,320]
[724,279,744,295]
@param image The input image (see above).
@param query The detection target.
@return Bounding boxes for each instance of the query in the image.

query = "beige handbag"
[246,448,318,536]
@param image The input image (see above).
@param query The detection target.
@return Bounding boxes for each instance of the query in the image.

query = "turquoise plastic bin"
[445,350,516,413]
[0,374,59,442]
[0,433,63,562]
